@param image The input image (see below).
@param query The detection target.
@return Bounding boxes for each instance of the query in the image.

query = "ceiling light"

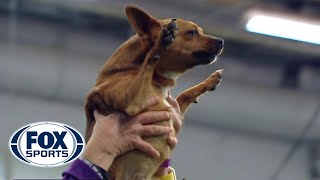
[245,10,320,45]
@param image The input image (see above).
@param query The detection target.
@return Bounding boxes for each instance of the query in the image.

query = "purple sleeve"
[62,159,102,180]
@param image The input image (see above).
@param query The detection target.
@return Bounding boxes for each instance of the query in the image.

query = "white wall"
[0,150,8,180]
[0,93,309,180]
[172,125,308,180]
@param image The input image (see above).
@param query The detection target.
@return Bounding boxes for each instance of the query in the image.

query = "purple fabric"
[62,159,102,180]
[160,158,171,168]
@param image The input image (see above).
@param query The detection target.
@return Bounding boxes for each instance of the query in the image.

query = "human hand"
[166,93,182,148]
[82,96,173,171]
[154,93,182,176]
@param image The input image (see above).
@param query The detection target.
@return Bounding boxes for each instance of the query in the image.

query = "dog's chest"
[163,72,181,80]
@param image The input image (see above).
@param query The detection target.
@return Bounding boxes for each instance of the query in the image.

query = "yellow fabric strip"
[155,168,176,180]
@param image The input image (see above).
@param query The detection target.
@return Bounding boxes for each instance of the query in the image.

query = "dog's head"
[126,5,223,75]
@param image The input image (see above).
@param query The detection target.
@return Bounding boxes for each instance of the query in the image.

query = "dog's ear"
[125,5,160,37]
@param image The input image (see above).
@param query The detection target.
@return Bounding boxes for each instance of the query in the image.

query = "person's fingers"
[133,139,160,158]
[142,95,160,110]
[167,136,178,149]
[165,93,182,133]
[140,125,172,136]
[172,111,182,133]
[166,94,180,113]
[136,111,170,124]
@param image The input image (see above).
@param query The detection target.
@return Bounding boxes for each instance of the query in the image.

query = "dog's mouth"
[192,46,223,65]
[192,51,218,64]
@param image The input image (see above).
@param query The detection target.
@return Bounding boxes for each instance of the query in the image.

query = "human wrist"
[82,140,116,171]
[79,157,109,179]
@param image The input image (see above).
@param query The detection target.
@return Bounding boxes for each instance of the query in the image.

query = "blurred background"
[0,0,320,179]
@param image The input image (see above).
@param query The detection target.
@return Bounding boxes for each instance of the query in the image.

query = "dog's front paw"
[161,18,178,46]
[204,69,223,91]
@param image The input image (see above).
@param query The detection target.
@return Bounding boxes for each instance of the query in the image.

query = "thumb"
[93,111,105,121]
[166,95,180,113]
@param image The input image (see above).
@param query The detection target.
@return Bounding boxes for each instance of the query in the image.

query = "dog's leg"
[84,86,113,142]
[177,69,223,115]
[124,54,161,116]
[125,19,179,116]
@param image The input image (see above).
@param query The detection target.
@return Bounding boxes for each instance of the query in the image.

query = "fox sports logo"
[9,122,85,167]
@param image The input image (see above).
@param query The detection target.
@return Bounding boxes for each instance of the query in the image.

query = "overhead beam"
[0,0,319,66]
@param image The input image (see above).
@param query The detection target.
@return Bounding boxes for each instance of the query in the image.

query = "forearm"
[81,139,116,171]
[62,159,103,180]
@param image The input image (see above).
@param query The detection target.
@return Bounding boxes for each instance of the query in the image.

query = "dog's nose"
[211,38,224,54]
[216,38,224,48]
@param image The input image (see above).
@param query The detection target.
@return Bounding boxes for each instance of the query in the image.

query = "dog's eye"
[187,30,198,36]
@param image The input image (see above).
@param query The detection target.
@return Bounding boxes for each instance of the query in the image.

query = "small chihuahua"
[85,5,223,180]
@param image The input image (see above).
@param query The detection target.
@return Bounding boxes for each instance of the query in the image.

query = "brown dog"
[84,5,223,180]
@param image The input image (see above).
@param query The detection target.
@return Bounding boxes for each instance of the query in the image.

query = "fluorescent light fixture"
[245,11,320,45]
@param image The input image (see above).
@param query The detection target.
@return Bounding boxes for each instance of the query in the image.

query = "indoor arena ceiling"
[0,0,320,64]
[0,0,319,141]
